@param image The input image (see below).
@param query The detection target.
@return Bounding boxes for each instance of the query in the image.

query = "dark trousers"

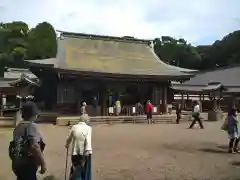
[12,163,37,180]
[189,115,204,129]
[176,113,181,124]
[146,111,152,119]
[229,138,240,151]
[92,107,97,116]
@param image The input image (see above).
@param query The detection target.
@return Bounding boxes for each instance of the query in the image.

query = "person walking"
[9,101,46,180]
[226,108,240,153]
[189,101,204,129]
[92,97,98,117]
[81,102,87,115]
[145,100,153,124]
[136,102,143,116]
[65,114,92,180]
[115,99,121,116]
[176,103,182,124]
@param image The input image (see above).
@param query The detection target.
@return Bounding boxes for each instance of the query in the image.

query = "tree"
[0,21,29,73]
[197,30,240,70]
[0,53,8,76]
[0,21,57,76]
[9,47,27,68]
[27,22,57,59]
[153,36,201,69]
[1,21,29,53]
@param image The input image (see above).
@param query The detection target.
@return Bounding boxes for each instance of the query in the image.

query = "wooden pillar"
[0,94,5,116]
[101,87,108,116]
[162,86,167,114]
[152,88,156,105]
[199,94,203,112]
[181,92,184,108]
[186,93,189,109]
[232,96,236,109]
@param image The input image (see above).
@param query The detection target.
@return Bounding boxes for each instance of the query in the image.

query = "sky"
[0,0,240,45]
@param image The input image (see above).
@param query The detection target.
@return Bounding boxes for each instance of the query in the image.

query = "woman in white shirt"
[80,102,87,115]
[65,114,92,180]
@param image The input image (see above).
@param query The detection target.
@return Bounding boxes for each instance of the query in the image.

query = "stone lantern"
[202,82,225,121]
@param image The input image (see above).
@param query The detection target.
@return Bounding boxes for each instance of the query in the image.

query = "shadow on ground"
[231,161,240,166]
[199,148,227,154]
[42,175,58,180]
[216,145,228,149]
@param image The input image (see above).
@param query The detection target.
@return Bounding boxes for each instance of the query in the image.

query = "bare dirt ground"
[1,121,240,180]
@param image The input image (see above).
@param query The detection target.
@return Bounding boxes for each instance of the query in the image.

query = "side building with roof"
[0,68,39,113]
[0,68,38,95]
[26,31,195,116]
[172,65,240,111]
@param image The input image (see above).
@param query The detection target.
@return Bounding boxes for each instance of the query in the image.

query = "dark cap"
[21,101,39,120]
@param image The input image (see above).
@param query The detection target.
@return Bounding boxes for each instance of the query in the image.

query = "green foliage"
[9,47,27,68]
[0,21,57,76]
[153,30,240,70]
[197,30,240,70]
[0,53,8,76]
[27,22,57,59]
[0,21,29,53]
[153,36,201,69]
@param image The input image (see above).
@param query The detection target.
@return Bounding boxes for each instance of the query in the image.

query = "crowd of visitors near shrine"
[7,96,240,179]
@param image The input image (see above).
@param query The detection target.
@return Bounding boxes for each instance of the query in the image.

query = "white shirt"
[193,104,200,113]
[67,122,92,155]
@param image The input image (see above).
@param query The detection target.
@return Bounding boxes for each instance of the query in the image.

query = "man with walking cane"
[189,101,204,129]
[65,114,92,180]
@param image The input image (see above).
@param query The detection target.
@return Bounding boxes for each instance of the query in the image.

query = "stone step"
[0,117,15,127]
[67,115,191,126]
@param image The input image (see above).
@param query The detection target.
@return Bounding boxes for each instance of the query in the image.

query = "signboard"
[153,107,157,113]
[108,107,114,114]
[132,107,136,113]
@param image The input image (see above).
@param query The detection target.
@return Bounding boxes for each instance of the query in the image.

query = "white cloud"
[0,0,240,45]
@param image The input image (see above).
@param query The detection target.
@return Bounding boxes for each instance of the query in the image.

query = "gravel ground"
[1,121,240,180]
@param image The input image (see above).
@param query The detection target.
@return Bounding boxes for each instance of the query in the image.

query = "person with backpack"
[65,114,92,180]
[9,101,46,180]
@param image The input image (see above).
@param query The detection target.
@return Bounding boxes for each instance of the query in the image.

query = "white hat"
[82,102,87,106]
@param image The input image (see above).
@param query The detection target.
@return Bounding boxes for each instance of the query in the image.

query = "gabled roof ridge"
[147,46,197,74]
[197,64,240,74]
[57,30,151,44]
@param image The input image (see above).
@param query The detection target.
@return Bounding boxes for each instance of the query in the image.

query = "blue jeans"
[70,155,92,180]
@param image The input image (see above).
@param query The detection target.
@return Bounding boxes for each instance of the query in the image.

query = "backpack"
[221,117,229,131]
[9,126,31,161]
